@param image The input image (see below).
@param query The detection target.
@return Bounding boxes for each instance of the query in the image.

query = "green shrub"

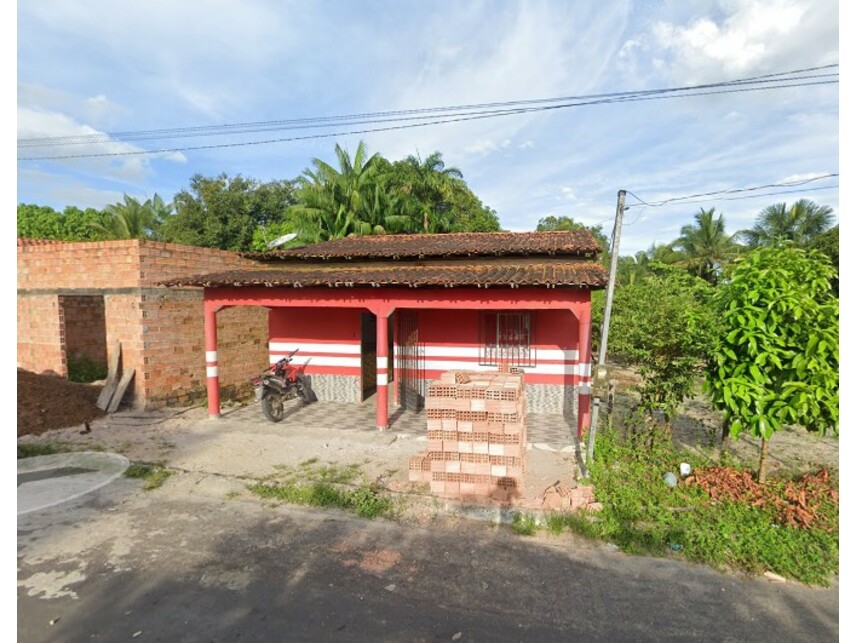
[67,354,108,383]
[551,424,839,585]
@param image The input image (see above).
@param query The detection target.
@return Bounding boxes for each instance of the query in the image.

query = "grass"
[547,424,839,586]
[249,462,392,519]
[510,513,538,536]
[124,462,173,490]
[17,443,71,459]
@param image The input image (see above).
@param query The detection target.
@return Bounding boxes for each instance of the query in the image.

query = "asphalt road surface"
[18,471,838,642]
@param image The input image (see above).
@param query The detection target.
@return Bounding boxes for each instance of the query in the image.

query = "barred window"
[479,312,535,367]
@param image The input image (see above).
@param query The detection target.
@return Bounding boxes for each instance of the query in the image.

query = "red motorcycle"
[251,349,315,422]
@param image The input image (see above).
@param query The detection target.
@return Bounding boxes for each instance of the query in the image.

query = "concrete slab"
[17,451,129,515]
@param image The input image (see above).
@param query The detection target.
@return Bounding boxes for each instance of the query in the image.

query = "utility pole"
[586,189,626,466]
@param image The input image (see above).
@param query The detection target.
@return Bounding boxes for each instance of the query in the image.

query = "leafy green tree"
[672,208,737,284]
[608,264,719,431]
[740,199,834,248]
[17,204,111,241]
[808,225,839,296]
[160,174,296,251]
[536,215,608,250]
[705,245,838,482]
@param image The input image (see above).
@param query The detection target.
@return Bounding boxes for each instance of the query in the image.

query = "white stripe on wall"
[269,342,361,355]
[206,366,219,377]
[393,345,579,361]
[205,350,218,363]
[415,359,591,376]
[268,355,361,368]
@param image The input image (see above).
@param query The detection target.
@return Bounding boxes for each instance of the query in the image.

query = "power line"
[18,63,837,147]
[17,78,838,161]
[644,183,838,207]
[625,174,839,207]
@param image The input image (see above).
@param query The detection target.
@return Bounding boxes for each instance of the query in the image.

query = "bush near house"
[551,422,838,586]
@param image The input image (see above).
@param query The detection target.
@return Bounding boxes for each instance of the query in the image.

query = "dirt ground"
[17,366,839,484]
[17,369,105,437]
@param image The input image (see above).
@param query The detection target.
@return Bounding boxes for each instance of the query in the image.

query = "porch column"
[204,303,221,419]
[376,308,391,430]
[576,304,592,439]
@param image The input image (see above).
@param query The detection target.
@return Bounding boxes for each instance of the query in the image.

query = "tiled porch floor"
[233,395,579,452]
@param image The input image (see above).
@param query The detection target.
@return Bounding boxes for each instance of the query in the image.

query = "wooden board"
[96,342,122,411]
[107,368,135,413]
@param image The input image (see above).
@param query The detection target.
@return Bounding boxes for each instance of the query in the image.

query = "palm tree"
[290,141,382,241]
[672,208,737,284]
[92,194,170,240]
[740,199,834,247]
[391,151,464,231]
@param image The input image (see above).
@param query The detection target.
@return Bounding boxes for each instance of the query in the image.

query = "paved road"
[18,471,838,642]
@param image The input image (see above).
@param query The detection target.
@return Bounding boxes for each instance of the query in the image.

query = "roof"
[242,230,601,261]
[162,261,608,289]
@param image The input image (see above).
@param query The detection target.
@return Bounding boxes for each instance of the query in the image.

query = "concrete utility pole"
[586,189,626,466]
[598,189,626,369]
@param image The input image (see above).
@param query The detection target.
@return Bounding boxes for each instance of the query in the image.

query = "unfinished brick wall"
[138,290,268,407]
[59,295,107,368]
[17,294,66,376]
[17,239,142,290]
[18,238,269,409]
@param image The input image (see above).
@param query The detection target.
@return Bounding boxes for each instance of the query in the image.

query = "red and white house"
[166,231,608,436]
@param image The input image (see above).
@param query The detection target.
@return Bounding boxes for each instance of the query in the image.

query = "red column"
[376,308,391,430]
[576,303,592,439]
[204,303,221,419]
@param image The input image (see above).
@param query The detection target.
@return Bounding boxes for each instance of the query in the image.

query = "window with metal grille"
[479,312,535,367]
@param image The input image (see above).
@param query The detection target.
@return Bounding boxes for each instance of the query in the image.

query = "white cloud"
[644,1,837,83]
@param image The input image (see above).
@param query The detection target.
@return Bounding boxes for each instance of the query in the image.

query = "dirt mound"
[17,369,106,437]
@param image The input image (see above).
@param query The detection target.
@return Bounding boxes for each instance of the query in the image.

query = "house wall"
[265,305,588,415]
[268,307,364,403]
[407,308,584,415]
[17,239,268,408]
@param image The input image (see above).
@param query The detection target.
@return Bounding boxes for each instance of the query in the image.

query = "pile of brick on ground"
[409,369,526,502]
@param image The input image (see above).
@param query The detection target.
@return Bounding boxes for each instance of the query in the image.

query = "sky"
[15,0,841,255]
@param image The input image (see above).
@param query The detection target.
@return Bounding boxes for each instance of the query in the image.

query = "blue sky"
[16,0,840,255]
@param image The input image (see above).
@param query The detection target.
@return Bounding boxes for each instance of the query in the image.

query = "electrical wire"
[17,63,837,147]
[17,72,838,161]
[625,174,839,208]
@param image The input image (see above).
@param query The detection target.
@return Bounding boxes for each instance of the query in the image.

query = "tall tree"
[705,244,838,483]
[672,208,737,284]
[390,151,464,232]
[289,141,410,241]
[92,194,173,240]
[740,199,834,248]
[160,175,296,251]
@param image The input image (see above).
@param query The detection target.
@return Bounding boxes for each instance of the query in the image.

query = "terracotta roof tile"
[163,261,608,289]
[243,230,602,261]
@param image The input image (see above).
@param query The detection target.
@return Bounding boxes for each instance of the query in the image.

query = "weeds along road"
[18,471,838,642]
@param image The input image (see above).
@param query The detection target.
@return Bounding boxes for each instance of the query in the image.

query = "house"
[17,238,269,408]
[164,230,608,436]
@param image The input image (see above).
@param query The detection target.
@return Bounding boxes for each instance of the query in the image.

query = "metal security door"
[396,310,425,411]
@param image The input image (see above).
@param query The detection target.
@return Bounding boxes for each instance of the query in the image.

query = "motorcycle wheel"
[261,391,285,422]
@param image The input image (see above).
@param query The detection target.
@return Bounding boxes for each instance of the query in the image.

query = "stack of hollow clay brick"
[408,368,526,502]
